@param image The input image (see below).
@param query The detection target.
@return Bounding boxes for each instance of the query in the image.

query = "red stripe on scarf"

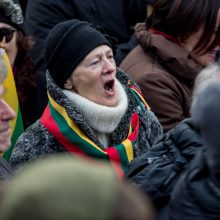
[128,113,139,142]
[41,106,88,157]
[107,147,124,178]
[129,85,144,97]
[149,28,180,45]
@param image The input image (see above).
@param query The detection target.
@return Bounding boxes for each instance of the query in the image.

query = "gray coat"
[10,69,162,170]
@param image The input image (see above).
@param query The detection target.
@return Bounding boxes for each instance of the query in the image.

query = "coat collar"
[135,23,203,82]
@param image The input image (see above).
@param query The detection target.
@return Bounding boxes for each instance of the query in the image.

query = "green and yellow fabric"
[0,48,24,160]
[41,93,139,178]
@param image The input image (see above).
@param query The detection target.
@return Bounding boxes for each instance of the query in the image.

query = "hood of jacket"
[134,23,203,82]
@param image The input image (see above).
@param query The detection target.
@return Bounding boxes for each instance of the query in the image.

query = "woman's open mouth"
[103,79,115,96]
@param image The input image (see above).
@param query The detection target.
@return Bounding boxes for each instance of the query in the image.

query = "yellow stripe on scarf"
[124,123,134,162]
[48,93,107,154]
[122,139,133,162]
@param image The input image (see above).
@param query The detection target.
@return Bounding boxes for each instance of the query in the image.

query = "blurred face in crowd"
[0,22,18,67]
[0,83,15,152]
[180,9,220,66]
[181,27,219,66]
[64,45,118,107]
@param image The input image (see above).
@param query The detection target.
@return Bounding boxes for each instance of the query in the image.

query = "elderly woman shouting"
[10,19,162,174]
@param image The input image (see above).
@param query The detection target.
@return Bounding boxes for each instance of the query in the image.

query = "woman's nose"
[103,58,116,73]
[1,99,15,121]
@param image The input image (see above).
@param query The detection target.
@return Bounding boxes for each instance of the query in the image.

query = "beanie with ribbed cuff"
[44,19,111,88]
[0,0,25,33]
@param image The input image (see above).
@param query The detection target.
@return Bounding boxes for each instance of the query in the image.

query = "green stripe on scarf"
[49,102,106,158]
[41,94,139,176]
[115,143,129,172]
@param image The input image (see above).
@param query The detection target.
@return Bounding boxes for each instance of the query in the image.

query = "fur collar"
[62,80,128,147]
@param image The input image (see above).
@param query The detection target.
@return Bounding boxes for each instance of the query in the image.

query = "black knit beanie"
[0,0,25,33]
[44,19,112,88]
[191,82,220,178]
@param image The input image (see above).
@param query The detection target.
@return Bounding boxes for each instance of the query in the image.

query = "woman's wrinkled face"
[0,22,18,67]
[64,45,118,107]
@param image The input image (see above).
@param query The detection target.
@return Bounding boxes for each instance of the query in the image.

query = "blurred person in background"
[0,57,15,179]
[124,64,220,220]
[0,155,156,220]
[170,77,220,219]
[0,0,37,129]
[120,0,220,132]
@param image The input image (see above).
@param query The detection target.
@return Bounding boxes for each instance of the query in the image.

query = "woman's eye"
[108,55,114,60]
[90,60,99,66]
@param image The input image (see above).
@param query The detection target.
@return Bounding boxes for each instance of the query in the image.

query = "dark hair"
[146,0,220,55]
[14,31,37,128]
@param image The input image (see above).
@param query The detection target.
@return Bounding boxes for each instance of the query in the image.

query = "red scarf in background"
[149,28,180,45]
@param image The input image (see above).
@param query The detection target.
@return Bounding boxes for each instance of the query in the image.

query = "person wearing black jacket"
[170,80,220,220]
[25,0,155,118]
[125,63,220,220]
[125,118,203,220]
[18,0,28,14]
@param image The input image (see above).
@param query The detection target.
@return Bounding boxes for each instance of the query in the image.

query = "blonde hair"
[0,58,7,83]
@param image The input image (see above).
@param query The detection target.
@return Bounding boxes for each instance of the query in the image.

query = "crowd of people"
[0,0,220,219]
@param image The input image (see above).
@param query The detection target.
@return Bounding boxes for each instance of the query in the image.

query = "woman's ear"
[64,78,73,90]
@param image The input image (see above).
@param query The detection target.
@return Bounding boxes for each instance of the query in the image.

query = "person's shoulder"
[120,45,153,73]
[120,47,173,83]
[14,120,49,148]
[10,120,56,171]
[116,68,131,85]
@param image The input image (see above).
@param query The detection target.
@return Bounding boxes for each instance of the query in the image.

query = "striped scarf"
[40,94,140,177]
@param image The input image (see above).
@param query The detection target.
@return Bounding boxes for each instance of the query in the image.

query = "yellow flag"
[0,48,24,160]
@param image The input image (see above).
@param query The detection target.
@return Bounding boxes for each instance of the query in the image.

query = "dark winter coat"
[125,118,203,212]
[25,0,154,117]
[10,69,162,170]
[120,23,203,132]
[0,158,14,180]
[170,150,220,220]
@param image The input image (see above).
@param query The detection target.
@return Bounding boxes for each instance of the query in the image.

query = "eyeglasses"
[0,28,17,43]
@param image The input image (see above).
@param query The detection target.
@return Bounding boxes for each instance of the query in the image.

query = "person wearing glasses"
[0,0,37,129]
